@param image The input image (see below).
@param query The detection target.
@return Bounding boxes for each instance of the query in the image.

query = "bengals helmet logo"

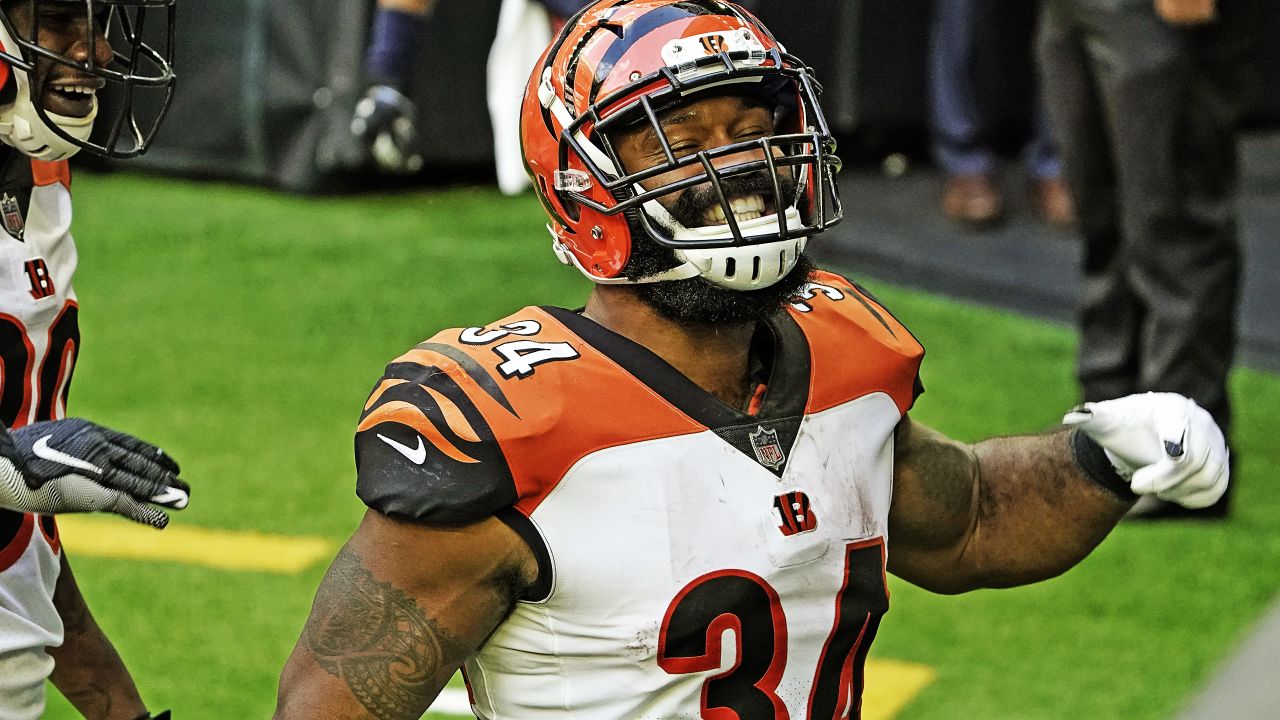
[699,34,728,55]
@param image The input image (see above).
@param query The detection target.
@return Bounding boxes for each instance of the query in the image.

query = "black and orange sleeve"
[355,350,519,524]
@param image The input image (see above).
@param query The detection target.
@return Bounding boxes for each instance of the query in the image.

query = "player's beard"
[622,171,816,327]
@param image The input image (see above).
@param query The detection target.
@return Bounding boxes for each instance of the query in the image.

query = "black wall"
[127,0,1277,191]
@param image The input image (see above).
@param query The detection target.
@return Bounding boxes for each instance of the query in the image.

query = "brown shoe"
[1030,177,1075,228]
[942,173,1004,228]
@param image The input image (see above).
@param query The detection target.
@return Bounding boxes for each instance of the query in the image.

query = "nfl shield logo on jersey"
[749,425,786,470]
[1,193,23,239]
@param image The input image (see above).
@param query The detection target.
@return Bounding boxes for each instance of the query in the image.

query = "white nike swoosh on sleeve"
[33,435,102,474]
[377,433,428,465]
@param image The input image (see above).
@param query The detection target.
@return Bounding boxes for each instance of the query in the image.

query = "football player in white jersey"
[0,1,185,719]
[276,2,1230,718]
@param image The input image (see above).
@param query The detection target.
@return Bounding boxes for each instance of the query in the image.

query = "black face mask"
[662,169,800,232]
[617,165,812,327]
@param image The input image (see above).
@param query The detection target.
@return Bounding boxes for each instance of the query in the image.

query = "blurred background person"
[931,0,1074,228]
[1039,0,1259,519]
[350,0,437,175]
[352,0,592,185]
[489,0,591,195]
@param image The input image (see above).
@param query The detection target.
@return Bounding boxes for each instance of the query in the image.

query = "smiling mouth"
[43,79,104,117]
[702,194,777,225]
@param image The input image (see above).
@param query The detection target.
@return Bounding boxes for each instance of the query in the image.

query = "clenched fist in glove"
[1064,392,1228,509]
[0,418,190,528]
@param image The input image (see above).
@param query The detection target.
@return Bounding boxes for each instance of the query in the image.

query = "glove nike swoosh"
[32,435,102,474]
[150,486,190,509]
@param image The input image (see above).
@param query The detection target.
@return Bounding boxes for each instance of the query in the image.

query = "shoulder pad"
[356,355,518,523]
[788,270,925,415]
[355,308,591,522]
[356,306,710,522]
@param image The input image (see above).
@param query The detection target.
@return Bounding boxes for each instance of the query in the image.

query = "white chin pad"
[641,199,808,290]
[675,235,807,291]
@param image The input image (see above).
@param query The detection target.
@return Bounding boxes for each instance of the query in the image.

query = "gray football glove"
[0,419,189,529]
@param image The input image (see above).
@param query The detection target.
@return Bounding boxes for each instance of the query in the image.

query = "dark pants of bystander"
[1037,0,1260,439]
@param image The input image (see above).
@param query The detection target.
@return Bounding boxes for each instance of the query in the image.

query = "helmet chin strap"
[549,230,703,285]
[550,227,806,291]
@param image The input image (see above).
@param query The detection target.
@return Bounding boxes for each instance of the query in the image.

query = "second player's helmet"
[522,0,842,291]
[0,0,176,160]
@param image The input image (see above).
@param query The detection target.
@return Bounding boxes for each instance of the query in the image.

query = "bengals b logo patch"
[774,491,818,537]
[24,258,54,300]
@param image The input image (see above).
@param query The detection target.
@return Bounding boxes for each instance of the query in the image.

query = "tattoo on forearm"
[301,545,460,720]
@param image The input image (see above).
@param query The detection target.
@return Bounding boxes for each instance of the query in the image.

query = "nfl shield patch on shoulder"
[749,425,786,471]
[1,192,24,240]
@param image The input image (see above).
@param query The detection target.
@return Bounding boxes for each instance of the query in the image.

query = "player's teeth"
[700,197,768,225]
[730,195,764,216]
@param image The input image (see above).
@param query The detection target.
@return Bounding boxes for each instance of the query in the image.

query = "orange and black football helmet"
[521,0,841,291]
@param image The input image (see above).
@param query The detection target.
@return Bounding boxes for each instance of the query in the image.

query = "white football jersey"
[357,270,924,719]
[0,153,78,720]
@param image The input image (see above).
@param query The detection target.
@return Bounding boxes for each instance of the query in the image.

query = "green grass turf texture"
[39,174,1280,719]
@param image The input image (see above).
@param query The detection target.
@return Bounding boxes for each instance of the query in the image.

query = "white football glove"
[0,419,190,529]
[1062,392,1228,509]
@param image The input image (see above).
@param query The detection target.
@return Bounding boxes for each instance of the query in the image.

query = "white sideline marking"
[427,688,472,715]
[1178,597,1280,720]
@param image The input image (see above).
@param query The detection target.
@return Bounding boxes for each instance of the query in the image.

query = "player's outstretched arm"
[887,393,1228,594]
[275,509,537,720]
[47,554,154,720]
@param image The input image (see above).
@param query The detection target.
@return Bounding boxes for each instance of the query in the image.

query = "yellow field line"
[863,658,937,720]
[56,516,336,574]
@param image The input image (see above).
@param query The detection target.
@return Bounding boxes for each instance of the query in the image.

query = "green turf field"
[38,173,1280,719]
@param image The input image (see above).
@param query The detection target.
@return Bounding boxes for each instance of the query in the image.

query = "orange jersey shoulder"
[355,306,702,522]
[788,270,925,415]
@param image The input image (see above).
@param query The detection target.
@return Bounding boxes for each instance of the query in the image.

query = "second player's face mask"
[0,0,176,161]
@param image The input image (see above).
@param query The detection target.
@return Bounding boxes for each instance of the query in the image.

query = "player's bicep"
[275,510,536,720]
[887,416,983,593]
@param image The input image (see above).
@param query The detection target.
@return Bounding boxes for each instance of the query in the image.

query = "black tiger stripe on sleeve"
[355,358,518,524]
